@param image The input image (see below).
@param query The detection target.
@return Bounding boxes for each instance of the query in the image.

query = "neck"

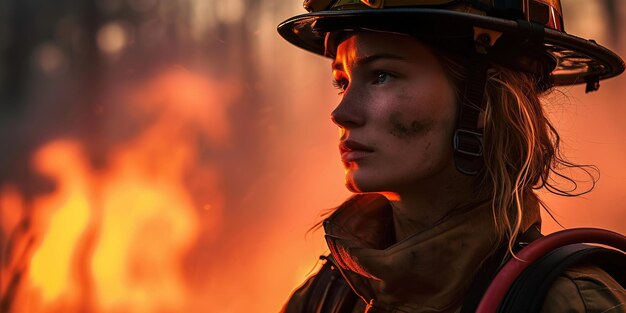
[382,169,484,242]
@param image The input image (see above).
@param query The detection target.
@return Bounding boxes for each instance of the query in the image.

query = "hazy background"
[0,0,624,312]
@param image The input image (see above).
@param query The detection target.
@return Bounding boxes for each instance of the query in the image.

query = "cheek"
[388,111,434,140]
[384,86,456,142]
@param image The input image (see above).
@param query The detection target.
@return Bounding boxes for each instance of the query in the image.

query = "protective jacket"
[281,194,626,313]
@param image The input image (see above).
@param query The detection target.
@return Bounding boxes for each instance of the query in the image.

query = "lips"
[339,140,374,163]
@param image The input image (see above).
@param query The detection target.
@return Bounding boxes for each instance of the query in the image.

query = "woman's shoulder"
[541,263,626,313]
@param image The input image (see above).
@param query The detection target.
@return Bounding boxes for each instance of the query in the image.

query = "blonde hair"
[319,34,597,252]
[444,58,598,252]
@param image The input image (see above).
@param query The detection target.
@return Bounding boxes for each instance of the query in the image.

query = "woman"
[277,1,626,312]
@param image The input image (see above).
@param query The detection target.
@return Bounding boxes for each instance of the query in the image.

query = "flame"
[0,68,231,312]
[29,141,91,305]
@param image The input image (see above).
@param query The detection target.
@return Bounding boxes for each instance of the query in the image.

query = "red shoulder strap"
[476,228,626,313]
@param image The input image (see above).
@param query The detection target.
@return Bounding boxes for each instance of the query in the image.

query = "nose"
[330,89,366,129]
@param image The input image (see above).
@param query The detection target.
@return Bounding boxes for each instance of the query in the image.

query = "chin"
[344,169,393,193]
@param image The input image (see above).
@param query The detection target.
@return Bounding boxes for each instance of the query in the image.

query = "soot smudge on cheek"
[389,111,432,139]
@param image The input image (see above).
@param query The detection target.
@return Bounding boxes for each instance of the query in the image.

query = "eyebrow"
[332,53,408,71]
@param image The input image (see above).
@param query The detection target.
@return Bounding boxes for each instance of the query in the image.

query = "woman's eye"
[374,72,393,85]
[332,78,349,94]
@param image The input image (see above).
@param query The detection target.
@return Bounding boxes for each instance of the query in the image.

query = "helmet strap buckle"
[453,30,494,176]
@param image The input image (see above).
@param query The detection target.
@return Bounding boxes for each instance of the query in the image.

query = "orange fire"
[0,60,346,312]
[0,68,234,313]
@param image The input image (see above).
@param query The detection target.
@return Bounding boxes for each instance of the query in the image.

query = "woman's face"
[331,31,461,194]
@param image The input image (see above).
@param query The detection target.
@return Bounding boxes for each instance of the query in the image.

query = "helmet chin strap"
[453,30,499,176]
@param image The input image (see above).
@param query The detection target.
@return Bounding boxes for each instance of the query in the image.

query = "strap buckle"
[453,129,483,157]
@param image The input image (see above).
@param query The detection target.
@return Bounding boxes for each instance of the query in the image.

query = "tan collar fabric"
[323,193,540,313]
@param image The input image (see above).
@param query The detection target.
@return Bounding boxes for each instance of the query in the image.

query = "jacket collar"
[323,193,540,313]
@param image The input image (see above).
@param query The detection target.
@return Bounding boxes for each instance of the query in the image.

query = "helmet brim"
[277,9,624,87]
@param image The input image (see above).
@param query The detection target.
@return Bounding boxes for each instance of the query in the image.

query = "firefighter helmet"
[277,0,624,90]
